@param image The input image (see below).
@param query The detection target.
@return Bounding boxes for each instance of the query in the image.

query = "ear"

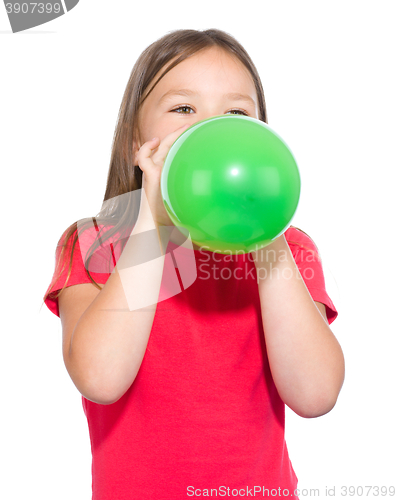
[127,134,141,167]
[132,139,141,166]
[122,122,141,166]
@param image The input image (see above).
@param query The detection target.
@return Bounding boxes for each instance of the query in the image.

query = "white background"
[1,1,396,499]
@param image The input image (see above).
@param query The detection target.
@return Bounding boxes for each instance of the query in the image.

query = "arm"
[59,126,189,405]
[61,213,168,405]
[251,233,345,418]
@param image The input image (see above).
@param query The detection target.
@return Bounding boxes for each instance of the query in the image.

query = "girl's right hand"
[135,124,190,228]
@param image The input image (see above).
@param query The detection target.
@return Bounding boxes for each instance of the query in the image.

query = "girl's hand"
[135,124,190,227]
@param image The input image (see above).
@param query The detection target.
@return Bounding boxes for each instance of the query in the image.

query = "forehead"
[147,47,256,99]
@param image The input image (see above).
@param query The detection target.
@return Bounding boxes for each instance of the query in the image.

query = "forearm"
[68,216,168,405]
[252,234,345,418]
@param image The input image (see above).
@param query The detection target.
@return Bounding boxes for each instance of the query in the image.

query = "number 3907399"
[341,486,395,496]
[5,3,62,14]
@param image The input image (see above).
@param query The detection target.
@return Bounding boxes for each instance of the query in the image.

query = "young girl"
[44,29,344,500]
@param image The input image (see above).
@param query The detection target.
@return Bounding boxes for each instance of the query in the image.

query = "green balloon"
[161,115,300,254]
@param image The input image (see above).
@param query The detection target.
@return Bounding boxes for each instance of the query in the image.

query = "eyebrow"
[158,88,256,107]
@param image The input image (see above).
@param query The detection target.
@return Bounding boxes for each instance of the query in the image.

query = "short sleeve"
[44,227,111,318]
[284,227,338,325]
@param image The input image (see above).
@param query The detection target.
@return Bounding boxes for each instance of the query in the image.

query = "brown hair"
[43,28,313,307]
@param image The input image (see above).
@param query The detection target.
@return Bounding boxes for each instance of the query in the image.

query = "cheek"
[136,105,157,146]
[139,113,164,143]
[139,108,190,145]
[137,120,152,146]
[151,117,181,143]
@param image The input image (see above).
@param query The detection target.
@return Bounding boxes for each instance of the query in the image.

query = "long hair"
[43,28,314,305]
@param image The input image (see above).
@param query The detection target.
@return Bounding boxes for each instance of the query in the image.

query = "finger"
[136,137,160,167]
[154,124,190,163]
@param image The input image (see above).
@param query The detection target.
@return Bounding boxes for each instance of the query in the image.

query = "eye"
[226,109,249,116]
[171,105,194,114]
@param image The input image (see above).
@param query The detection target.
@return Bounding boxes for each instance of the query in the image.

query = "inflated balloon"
[161,115,300,254]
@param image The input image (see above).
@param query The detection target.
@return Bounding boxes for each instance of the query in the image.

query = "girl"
[44,29,344,500]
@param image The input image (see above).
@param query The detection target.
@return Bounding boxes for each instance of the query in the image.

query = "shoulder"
[55,219,118,256]
[284,226,320,259]
[44,219,116,317]
[284,226,318,248]
[284,226,338,324]
[51,217,118,284]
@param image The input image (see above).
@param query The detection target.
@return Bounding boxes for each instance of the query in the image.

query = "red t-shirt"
[44,225,337,500]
